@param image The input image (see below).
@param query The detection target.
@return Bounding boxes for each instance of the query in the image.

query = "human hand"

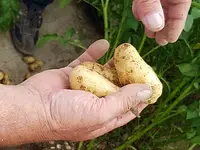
[132,0,192,45]
[16,39,152,143]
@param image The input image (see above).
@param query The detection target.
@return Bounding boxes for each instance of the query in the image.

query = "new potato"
[113,43,163,104]
[69,43,163,104]
[69,65,120,97]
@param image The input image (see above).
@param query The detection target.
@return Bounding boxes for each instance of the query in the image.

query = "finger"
[84,103,148,140]
[68,39,110,68]
[145,27,155,38]
[134,0,165,32]
[104,58,114,68]
[97,84,152,124]
[165,0,191,43]
[155,37,168,46]
[132,1,139,20]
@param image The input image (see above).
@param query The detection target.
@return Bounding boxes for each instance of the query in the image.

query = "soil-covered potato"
[23,56,36,64]
[113,43,163,104]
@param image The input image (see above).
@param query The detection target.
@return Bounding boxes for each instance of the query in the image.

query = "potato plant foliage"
[1,0,200,149]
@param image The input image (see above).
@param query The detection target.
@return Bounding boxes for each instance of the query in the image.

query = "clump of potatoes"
[22,56,44,80]
[0,71,13,85]
[69,43,163,104]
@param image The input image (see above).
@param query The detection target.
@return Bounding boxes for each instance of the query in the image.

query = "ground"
[0,1,102,149]
[0,0,102,85]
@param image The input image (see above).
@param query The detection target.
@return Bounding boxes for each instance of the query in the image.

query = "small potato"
[3,72,9,81]
[69,65,120,97]
[80,62,120,86]
[29,60,44,71]
[2,72,12,85]
[113,43,163,104]
[2,79,12,85]
[23,56,36,64]
[25,72,32,80]
[0,71,4,81]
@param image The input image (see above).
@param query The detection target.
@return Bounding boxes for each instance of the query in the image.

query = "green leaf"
[184,14,194,32]
[58,36,69,45]
[37,34,58,48]
[191,136,200,144]
[123,9,139,31]
[65,28,75,41]
[0,0,20,31]
[59,0,72,8]
[178,105,187,113]
[177,63,199,77]
[186,128,196,139]
[193,43,200,50]
[186,109,199,119]
[191,7,200,19]
[192,118,200,127]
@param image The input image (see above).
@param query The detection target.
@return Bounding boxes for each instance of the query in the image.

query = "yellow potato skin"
[113,43,163,104]
[0,71,4,81]
[69,65,120,97]
[80,62,120,86]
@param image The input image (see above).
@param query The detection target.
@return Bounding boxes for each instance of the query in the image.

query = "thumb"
[100,84,152,120]
[133,0,165,32]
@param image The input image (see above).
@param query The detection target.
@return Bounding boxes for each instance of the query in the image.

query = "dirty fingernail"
[156,39,168,46]
[144,12,164,32]
[137,89,152,102]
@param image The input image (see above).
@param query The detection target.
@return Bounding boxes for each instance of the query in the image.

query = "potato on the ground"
[25,72,32,80]
[29,60,44,71]
[0,71,4,81]
[23,56,36,64]
[2,72,12,85]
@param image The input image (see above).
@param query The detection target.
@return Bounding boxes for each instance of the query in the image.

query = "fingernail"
[137,89,152,102]
[158,39,168,46]
[144,12,163,32]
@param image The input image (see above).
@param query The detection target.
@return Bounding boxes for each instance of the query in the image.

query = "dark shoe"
[10,1,43,55]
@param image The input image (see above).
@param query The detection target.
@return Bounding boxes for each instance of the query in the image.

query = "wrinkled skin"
[15,39,152,143]
[133,0,192,45]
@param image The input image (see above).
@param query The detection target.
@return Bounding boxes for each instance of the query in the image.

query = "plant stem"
[83,0,102,14]
[188,144,198,150]
[184,39,193,57]
[101,0,109,40]
[142,46,160,58]
[138,32,146,54]
[192,1,200,9]
[78,141,84,150]
[115,81,194,150]
[107,0,128,60]
[69,41,87,50]
[157,83,193,121]
[128,145,138,150]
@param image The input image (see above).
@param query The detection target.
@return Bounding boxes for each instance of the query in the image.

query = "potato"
[29,60,44,71]
[2,79,12,85]
[23,56,36,64]
[2,72,12,85]
[69,65,120,97]
[113,43,163,104]
[69,43,163,105]
[80,62,120,86]
[0,71,4,81]
[25,72,32,80]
